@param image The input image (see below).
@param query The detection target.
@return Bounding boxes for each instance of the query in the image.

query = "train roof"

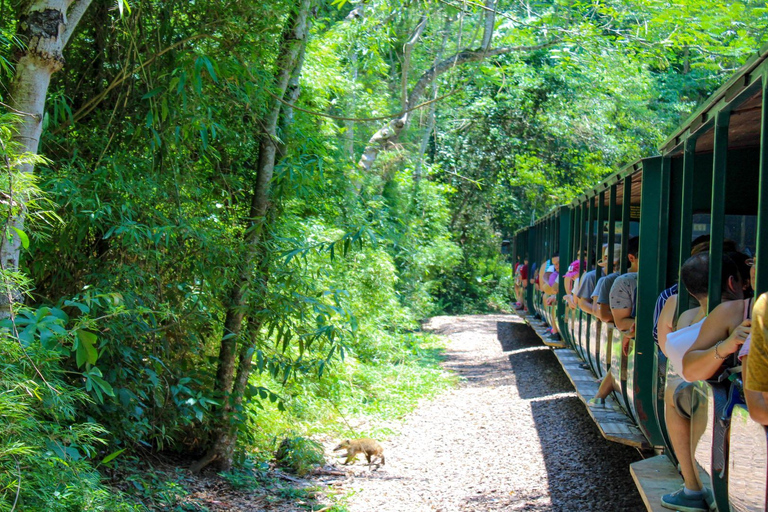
[660,41,768,156]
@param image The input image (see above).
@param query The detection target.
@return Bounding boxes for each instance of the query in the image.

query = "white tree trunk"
[1,0,92,311]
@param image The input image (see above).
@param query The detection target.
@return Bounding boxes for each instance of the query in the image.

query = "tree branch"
[62,0,94,47]
[358,38,561,172]
[407,39,561,111]
[401,15,427,109]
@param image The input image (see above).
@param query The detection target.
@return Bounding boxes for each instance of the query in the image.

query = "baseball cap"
[564,260,580,279]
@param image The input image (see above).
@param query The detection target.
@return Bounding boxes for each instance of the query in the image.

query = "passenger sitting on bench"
[657,252,714,512]
[653,237,714,343]
[576,244,607,316]
[654,238,735,344]
[588,237,639,406]
[563,256,581,310]
[732,256,768,426]
[543,254,560,306]
[543,255,561,340]
[592,243,623,323]
[513,257,529,311]
[659,253,750,512]
[609,236,641,335]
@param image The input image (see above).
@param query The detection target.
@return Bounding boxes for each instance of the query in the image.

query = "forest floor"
[168,314,647,511]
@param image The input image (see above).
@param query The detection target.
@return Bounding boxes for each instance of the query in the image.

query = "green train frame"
[511,44,768,511]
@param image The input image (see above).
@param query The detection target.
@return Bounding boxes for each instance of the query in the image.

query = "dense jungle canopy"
[1,0,768,508]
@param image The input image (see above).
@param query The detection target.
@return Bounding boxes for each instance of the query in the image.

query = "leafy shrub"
[274,435,325,476]
[0,326,137,511]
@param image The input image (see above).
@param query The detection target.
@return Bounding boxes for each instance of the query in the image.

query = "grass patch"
[242,330,457,455]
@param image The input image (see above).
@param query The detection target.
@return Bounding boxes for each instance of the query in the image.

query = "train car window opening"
[689,214,758,255]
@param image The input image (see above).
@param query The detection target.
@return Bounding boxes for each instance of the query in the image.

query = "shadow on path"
[481,319,645,511]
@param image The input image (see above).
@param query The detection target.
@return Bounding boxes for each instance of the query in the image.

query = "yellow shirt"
[746,292,768,392]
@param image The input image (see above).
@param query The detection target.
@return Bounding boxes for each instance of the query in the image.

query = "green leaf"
[91,375,115,397]
[101,448,126,465]
[141,87,164,100]
[10,227,29,250]
[76,330,98,366]
[201,56,218,83]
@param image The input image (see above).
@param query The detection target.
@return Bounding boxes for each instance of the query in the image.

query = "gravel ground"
[341,314,646,512]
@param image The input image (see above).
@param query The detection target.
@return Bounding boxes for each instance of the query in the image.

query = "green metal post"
[633,157,667,447]
[677,137,698,317]
[527,226,537,314]
[621,175,633,274]
[657,158,672,291]
[756,71,768,295]
[708,111,730,313]
[587,198,596,274]
[558,209,571,337]
[608,185,617,269]
[579,202,586,270]
[598,190,606,269]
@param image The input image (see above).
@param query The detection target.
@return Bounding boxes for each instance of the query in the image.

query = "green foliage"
[0,326,138,511]
[274,435,325,476]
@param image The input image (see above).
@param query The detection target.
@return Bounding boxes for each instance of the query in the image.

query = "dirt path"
[341,314,645,512]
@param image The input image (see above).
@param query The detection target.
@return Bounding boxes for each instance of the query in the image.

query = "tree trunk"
[414,15,453,181]
[344,49,357,159]
[1,0,92,313]
[191,0,312,473]
[480,0,497,52]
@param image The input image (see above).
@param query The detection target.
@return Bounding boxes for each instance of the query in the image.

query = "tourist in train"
[725,254,768,425]
[682,252,752,382]
[656,252,715,512]
[543,254,560,305]
[543,255,561,340]
[563,256,581,310]
[576,244,607,316]
[608,236,641,335]
[587,237,638,406]
[513,256,528,311]
[658,253,750,512]
[653,237,737,344]
[592,243,624,322]
[655,239,712,351]
[653,236,712,343]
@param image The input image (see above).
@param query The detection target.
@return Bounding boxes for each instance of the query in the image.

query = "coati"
[333,438,385,465]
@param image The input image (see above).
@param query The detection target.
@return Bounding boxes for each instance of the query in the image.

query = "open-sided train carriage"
[510,43,768,511]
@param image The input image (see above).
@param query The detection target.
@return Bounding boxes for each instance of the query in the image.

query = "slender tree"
[191,0,313,473]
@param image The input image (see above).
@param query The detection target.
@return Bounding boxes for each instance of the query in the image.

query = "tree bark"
[191,0,312,473]
[480,0,497,51]
[358,37,560,173]
[414,15,453,181]
[1,0,92,313]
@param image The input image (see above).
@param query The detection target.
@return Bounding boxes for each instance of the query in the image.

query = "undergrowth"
[244,330,456,462]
